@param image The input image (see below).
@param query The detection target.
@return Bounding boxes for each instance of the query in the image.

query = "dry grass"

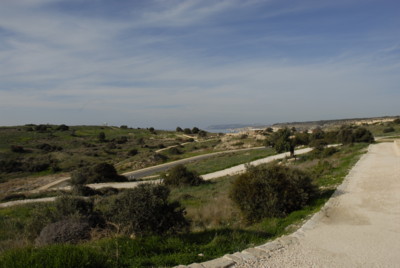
[187,195,242,230]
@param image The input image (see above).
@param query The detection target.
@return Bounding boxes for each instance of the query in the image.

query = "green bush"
[106,184,189,236]
[70,163,127,185]
[55,196,94,217]
[35,218,92,246]
[163,165,204,187]
[230,164,318,222]
[168,147,182,155]
[383,127,395,133]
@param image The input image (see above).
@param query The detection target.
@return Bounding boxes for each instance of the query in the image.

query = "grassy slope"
[0,143,369,267]
[0,125,224,182]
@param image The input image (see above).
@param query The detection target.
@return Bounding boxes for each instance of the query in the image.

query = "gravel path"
[234,142,400,268]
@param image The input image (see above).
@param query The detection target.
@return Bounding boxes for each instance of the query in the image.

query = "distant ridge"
[208,115,399,132]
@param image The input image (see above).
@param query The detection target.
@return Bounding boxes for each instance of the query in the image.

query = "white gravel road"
[235,142,400,268]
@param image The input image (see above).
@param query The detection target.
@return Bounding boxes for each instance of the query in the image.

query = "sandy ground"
[236,142,400,268]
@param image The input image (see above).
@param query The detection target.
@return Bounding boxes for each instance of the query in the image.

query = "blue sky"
[0,0,399,129]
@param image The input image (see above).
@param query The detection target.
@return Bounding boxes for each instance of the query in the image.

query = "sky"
[0,0,399,130]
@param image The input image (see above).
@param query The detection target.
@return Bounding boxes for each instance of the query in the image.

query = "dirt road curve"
[237,142,400,268]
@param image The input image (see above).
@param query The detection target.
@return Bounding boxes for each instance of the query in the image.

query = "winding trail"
[0,147,311,208]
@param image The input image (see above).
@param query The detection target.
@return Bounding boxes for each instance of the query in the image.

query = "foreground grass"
[0,143,369,267]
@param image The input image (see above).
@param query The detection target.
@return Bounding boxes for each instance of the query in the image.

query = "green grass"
[0,142,369,267]
[185,148,274,175]
[0,244,110,268]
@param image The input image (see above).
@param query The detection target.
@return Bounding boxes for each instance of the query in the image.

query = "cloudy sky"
[0,0,399,129]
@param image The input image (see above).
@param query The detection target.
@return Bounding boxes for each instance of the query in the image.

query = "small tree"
[176,127,183,132]
[192,127,200,134]
[163,164,204,186]
[183,128,192,134]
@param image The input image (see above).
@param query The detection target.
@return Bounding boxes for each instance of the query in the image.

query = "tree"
[192,127,200,134]
[183,128,192,134]
[265,128,296,156]
[176,127,183,132]
[163,164,204,186]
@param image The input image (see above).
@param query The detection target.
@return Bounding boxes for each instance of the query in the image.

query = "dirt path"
[234,142,400,268]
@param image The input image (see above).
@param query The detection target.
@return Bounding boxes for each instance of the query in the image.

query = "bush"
[192,127,200,134]
[127,148,138,156]
[168,147,182,155]
[56,124,69,131]
[163,165,204,187]
[106,184,189,236]
[71,185,99,196]
[337,126,374,144]
[70,163,127,185]
[98,132,106,142]
[55,196,94,217]
[383,127,395,133]
[394,118,400,124]
[36,143,62,152]
[230,164,317,222]
[35,218,92,246]
[10,145,25,153]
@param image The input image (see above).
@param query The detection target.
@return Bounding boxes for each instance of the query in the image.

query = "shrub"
[0,159,22,172]
[56,124,69,131]
[183,128,192,134]
[98,132,106,142]
[198,130,207,137]
[36,143,62,152]
[70,163,127,185]
[115,136,128,144]
[383,127,395,133]
[192,127,200,134]
[55,196,94,217]
[106,184,189,236]
[337,126,374,144]
[120,125,128,129]
[10,145,25,153]
[163,165,204,187]
[168,147,182,155]
[230,164,317,222]
[394,118,400,124]
[127,148,138,156]
[35,218,92,246]
[71,185,99,196]
[176,127,183,132]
